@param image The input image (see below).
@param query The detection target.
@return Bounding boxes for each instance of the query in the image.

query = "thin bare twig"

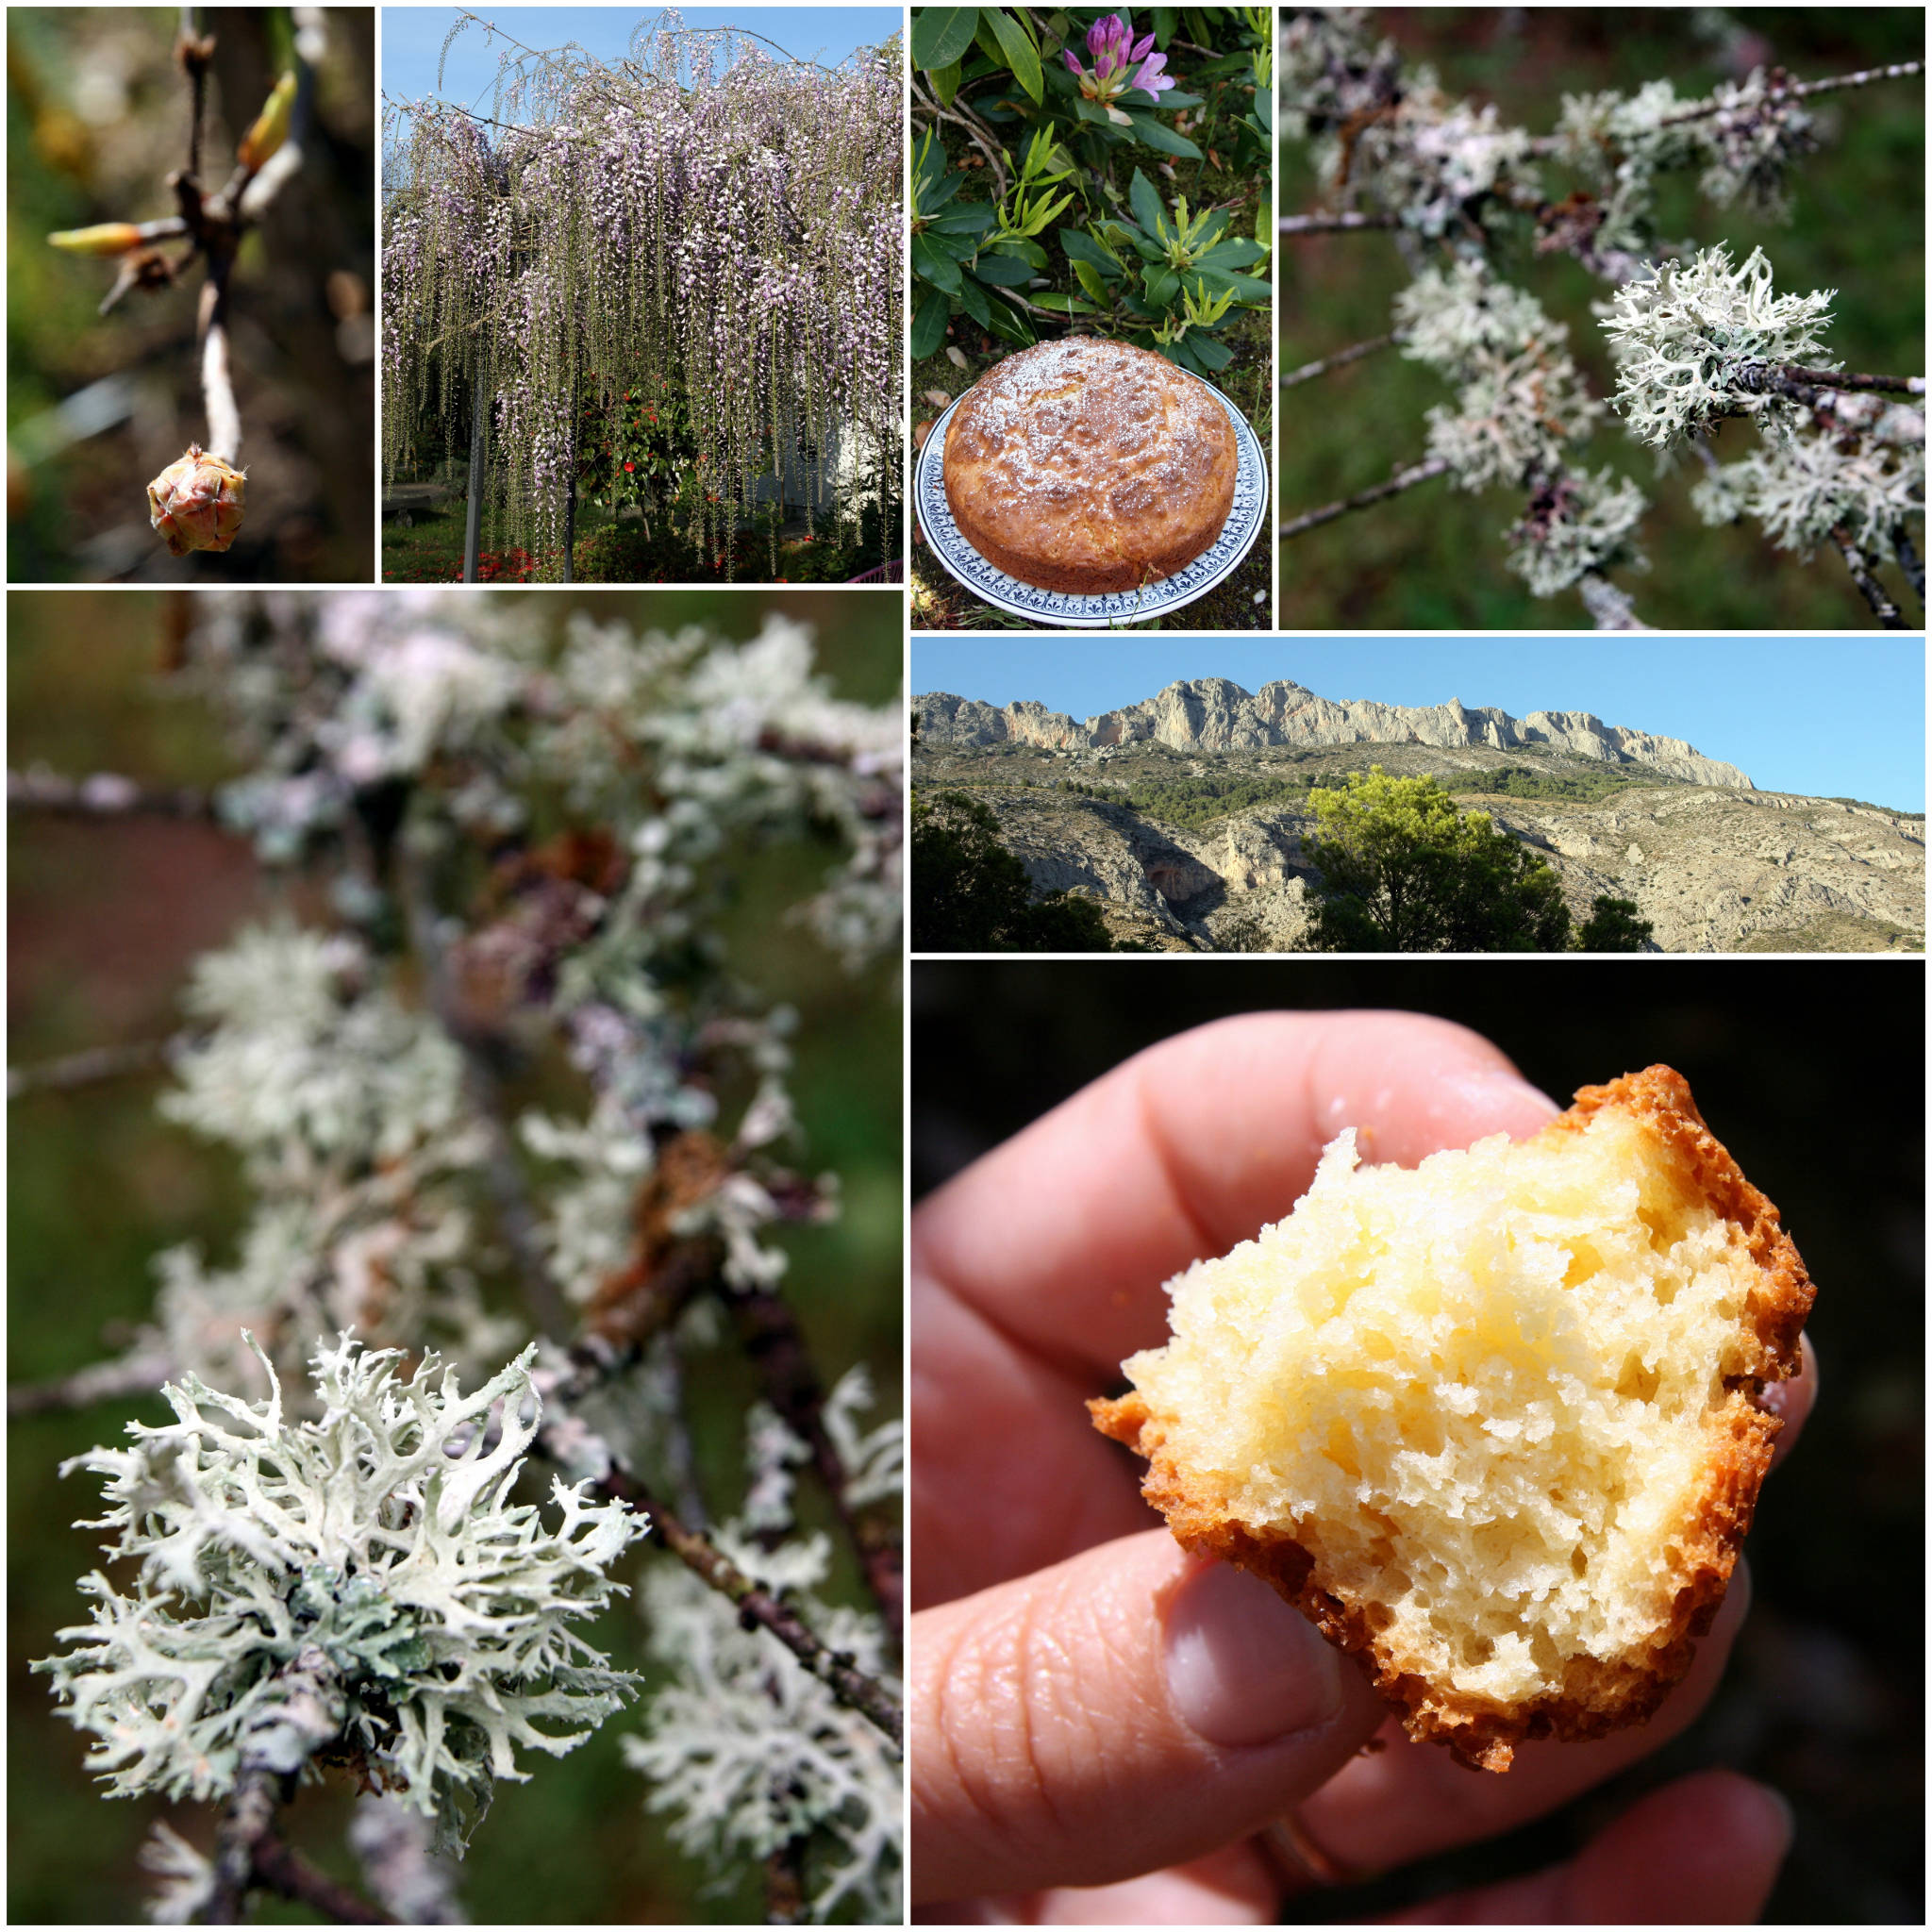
[396,841,573,1343]
[1732,361,1925,408]
[1832,525,1906,627]
[1279,455,1450,540]
[8,768,222,819]
[728,1286,903,1638]
[9,1038,174,1099]
[207,1767,282,1924]
[8,1348,178,1418]
[1893,525,1925,601]
[198,269,242,463]
[1659,58,1924,124]
[909,73,1010,199]
[1281,330,1402,389]
[252,1835,394,1925]
[1277,210,1398,236]
[598,1463,902,1749]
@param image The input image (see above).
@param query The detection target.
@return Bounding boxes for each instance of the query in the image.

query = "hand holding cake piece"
[1092,1065,1815,1772]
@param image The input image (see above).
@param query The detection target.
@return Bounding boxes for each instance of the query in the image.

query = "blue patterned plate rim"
[914,370,1269,631]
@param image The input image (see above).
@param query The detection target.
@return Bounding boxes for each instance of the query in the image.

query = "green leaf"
[1143,264,1180,307]
[1188,335,1235,371]
[954,271,995,328]
[920,169,965,211]
[929,58,963,106]
[1071,97,1116,127]
[915,129,949,192]
[1165,336,1203,374]
[1073,259,1112,304]
[972,249,1037,287]
[1152,8,1177,47]
[1059,229,1124,276]
[1153,89,1205,109]
[1016,190,1075,238]
[931,228,982,259]
[1255,84,1274,134]
[984,300,1034,346]
[1194,238,1266,269]
[911,286,952,359]
[912,8,980,70]
[927,205,998,236]
[913,231,965,293]
[1128,168,1164,237]
[1031,291,1099,313]
[982,8,1043,104]
[1121,110,1202,158]
[1193,270,1274,304]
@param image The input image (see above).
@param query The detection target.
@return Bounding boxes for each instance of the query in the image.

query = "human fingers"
[913,1012,1557,1603]
[1285,1557,1757,1884]
[1377,1769,1792,1923]
[1764,1329,1817,1471]
[910,1529,1389,1905]
[964,1844,1279,1924]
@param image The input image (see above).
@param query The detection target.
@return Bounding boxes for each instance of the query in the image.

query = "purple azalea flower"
[1068,14,1173,106]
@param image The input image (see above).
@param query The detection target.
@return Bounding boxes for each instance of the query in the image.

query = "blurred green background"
[913,958,1923,1922]
[8,8,376,581]
[9,588,904,1924]
[1277,8,1926,629]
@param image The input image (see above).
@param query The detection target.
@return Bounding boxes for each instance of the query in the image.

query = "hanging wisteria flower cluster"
[383,12,903,576]
[1278,8,1924,627]
[20,591,903,1923]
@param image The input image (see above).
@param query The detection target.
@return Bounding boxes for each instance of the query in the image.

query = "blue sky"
[910,639,1928,810]
[382,8,897,113]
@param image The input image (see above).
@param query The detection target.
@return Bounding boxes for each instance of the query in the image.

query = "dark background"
[913,958,1924,1923]
[9,589,902,1924]
[1277,8,1926,630]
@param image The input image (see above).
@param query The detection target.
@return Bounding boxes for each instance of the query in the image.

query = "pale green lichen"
[1601,244,1838,446]
[625,1525,902,1923]
[1506,468,1651,596]
[36,1335,645,1854]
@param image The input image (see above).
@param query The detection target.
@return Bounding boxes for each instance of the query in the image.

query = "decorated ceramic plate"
[914,375,1269,629]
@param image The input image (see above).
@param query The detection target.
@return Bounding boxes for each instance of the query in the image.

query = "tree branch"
[727,1286,903,1638]
[199,266,242,464]
[1578,574,1651,632]
[206,1766,282,1924]
[8,768,221,820]
[395,841,574,1344]
[1279,455,1450,540]
[599,1464,903,1750]
[1277,210,1398,236]
[1832,525,1906,627]
[1658,58,1924,125]
[8,1348,177,1419]
[252,1835,394,1925]
[1893,525,1925,601]
[1732,361,1925,406]
[9,1038,174,1100]
[1281,331,1403,389]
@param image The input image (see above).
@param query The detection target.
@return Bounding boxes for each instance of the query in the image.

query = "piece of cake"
[941,338,1239,594]
[1091,1066,1813,1772]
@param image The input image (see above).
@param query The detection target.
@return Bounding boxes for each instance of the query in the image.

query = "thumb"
[911,1528,1386,1904]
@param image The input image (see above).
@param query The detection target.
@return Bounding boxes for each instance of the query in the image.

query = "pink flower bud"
[147,444,246,556]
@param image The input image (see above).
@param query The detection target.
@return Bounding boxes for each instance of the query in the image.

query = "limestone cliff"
[915,678,1755,790]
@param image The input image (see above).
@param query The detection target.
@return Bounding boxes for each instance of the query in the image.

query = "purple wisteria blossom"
[1062,13,1174,111]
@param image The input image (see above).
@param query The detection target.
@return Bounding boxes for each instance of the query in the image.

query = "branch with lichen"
[45,14,320,558]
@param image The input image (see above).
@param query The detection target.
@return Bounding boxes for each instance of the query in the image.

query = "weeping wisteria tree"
[1276,8,1924,629]
[9,591,902,1924]
[382,12,904,582]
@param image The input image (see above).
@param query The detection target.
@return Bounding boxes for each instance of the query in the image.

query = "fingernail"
[1162,1561,1345,1747]
[1437,1067,1561,1135]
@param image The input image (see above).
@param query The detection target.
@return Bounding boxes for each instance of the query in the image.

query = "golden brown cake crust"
[941,338,1239,594]
[1091,1064,1816,1774]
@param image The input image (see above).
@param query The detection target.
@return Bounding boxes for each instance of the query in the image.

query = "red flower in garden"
[625,461,636,472]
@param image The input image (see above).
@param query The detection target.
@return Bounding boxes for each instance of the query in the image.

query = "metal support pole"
[463,365,487,584]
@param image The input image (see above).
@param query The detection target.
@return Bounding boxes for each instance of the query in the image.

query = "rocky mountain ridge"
[916,677,1755,790]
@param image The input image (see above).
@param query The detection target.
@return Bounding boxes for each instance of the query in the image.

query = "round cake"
[941,338,1239,594]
